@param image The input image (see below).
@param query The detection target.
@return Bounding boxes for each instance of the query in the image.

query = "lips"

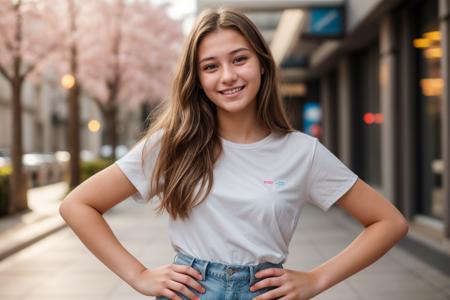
[219,85,245,96]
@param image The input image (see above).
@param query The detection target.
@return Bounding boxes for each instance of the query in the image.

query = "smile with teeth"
[220,86,245,95]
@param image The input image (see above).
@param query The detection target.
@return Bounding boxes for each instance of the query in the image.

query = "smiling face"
[197,28,262,118]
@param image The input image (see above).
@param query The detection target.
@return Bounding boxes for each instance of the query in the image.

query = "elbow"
[59,198,71,222]
[59,196,80,223]
[393,215,409,240]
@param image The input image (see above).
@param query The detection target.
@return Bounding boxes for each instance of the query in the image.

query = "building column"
[398,7,418,219]
[439,0,450,237]
[337,57,353,166]
[379,15,397,203]
[320,75,332,149]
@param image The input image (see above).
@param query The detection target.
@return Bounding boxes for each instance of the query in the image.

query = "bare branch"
[20,40,63,81]
[0,64,12,82]
[0,25,15,54]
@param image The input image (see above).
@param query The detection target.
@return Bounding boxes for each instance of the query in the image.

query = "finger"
[252,287,286,300]
[255,268,284,279]
[172,264,203,280]
[160,289,182,300]
[167,280,199,300]
[250,276,282,292]
[171,272,205,294]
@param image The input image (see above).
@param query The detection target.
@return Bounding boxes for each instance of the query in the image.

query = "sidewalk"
[0,185,450,299]
[0,182,68,261]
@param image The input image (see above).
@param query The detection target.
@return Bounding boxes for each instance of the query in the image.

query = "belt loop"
[186,254,195,267]
[199,261,209,281]
[249,265,256,286]
[177,252,195,267]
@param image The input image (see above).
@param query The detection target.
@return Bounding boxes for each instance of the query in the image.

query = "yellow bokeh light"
[61,74,75,89]
[88,119,101,133]
[423,31,441,41]
[413,38,431,48]
[424,47,442,59]
[420,78,443,97]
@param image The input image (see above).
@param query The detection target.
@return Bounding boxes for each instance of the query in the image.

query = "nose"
[221,65,238,84]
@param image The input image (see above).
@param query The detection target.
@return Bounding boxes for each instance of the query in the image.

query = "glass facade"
[354,43,382,187]
[414,0,443,220]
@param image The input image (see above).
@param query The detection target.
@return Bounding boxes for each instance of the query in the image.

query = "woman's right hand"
[131,265,205,300]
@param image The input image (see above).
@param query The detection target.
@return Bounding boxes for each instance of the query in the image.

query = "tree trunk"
[8,1,28,214]
[67,0,81,189]
[68,83,80,188]
[9,78,28,213]
[104,104,118,160]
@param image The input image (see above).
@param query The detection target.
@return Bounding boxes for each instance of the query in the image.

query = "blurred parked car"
[0,149,10,169]
[0,149,70,187]
[23,153,49,187]
[100,144,128,159]
[81,150,97,162]
[22,153,67,187]
[0,157,9,168]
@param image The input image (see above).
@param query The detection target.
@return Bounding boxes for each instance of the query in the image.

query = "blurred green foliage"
[0,166,11,216]
[0,161,113,215]
[80,160,114,182]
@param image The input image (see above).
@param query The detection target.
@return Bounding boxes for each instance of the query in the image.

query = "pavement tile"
[347,270,438,295]
[21,296,110,300]
[24,275,119,297]
[107,281,153,299]
[1,189,450,299]
[311,281,361,300]
[359,292,449,300]
[0,274,45,297]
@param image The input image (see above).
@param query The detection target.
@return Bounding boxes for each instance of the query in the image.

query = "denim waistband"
[174,252,283,286]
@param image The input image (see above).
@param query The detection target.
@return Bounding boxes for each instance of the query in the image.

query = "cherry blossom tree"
[0,0,182,212]
[0,0,63,213]
[62,0,82,189]
[53,0,183,160]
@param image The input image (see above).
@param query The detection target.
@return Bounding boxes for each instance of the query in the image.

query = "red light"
[311,124,322,137]
[363,113,374,125]
[374,113,384,124]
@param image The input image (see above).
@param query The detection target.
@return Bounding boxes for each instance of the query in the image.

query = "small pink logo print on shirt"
[264,179,286,189]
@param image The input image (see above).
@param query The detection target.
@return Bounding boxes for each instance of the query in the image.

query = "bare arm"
[59,164,147,285]
[59,164,205,299]
[310,178,409,295]
[251,178,409,300]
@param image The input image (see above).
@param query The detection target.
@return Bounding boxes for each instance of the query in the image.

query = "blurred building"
[0,69,143,159]
[198,0,450,271]
[0,74,100,155]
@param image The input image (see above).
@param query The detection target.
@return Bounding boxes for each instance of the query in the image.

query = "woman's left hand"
[250,268,321,300]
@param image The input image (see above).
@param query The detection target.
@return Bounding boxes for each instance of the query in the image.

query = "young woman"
[60,7,409,300]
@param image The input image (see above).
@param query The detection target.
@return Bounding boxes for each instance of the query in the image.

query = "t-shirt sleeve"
[115,131,161,204]
[306,139,358,211]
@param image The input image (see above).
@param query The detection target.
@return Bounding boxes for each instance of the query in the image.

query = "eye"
[202,63,217,71]
[234,56,248,64]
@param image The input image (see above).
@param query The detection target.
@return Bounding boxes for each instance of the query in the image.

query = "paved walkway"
[0,191,449,299]
[0,182,68,260]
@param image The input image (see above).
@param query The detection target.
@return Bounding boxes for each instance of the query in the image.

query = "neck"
[217,106,270,144]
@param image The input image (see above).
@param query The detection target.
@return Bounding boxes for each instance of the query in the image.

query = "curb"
[0,214,67,261]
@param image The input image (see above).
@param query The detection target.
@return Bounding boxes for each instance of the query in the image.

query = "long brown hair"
[143,7,293,220]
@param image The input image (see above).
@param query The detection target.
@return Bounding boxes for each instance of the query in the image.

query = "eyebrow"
[199,47,250,64]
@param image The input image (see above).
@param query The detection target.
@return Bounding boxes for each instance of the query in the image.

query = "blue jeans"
[156,252,283,300]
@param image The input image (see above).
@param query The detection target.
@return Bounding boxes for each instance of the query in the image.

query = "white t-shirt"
[115,130,358,265]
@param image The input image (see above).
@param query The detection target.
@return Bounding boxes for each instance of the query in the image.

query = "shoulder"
[265,130,318,161]
[280,130,318,150]
[141,128,164,151]
[120,129,164,162]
